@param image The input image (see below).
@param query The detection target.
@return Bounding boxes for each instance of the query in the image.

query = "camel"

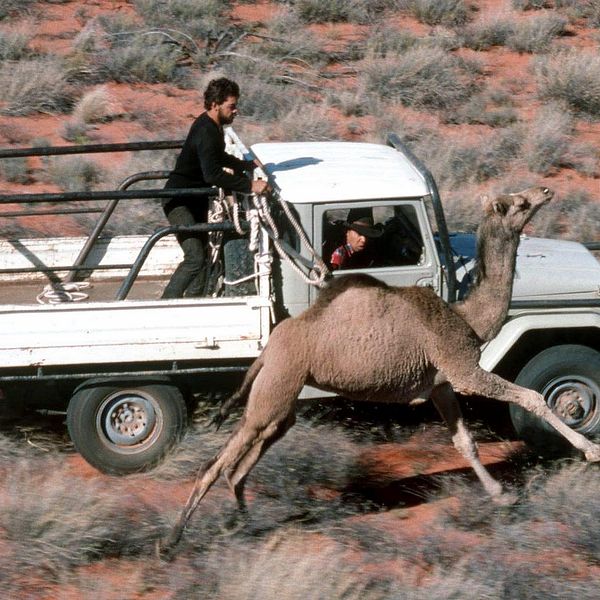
[159,186,600,555]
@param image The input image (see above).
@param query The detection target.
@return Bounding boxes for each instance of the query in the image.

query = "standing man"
[161,77,269,299]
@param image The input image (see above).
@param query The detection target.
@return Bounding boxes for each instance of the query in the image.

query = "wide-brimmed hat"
[343,216,383,238]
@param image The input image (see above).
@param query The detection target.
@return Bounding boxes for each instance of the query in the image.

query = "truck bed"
[0,234,271,371]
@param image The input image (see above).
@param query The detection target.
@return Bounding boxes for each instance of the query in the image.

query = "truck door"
[312,199,442,302]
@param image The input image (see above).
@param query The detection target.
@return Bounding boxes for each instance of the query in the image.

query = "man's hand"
[251,179,270,195]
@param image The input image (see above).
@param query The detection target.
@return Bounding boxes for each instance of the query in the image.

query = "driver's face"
[216,96,239,125]
[346,229,367,252]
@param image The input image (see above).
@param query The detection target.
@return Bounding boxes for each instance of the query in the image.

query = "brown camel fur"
[452,189,544,341]
[160,186,600,555]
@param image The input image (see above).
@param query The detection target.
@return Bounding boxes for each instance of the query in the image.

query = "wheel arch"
[480,313,600,381]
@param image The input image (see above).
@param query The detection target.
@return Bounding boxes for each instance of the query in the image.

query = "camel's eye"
[543,188,549,194]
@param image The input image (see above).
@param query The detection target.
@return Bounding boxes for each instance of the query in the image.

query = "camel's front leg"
[454,368,600,462]
[431,382,516,504]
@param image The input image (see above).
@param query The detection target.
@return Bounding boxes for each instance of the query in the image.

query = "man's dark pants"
[161,202,208,299]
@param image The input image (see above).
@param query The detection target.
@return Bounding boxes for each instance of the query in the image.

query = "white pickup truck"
[0,131,598,474]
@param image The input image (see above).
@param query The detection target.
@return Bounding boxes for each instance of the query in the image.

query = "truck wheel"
[67,383,187,475]
[509,345,600,452]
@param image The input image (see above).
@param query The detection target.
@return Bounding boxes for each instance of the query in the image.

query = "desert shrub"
[407,0,473,27]
[0,157,30,184]
[523,102,599,177]
[0,24,31,60]
[534,51,600,117]
[287,0,397,24]
[460,17,515,50]
[555,0,600,26]
[276,101,337,141]
[200,536,374,600]
[0,0,36,20]
[0,57,75,115]
[99,36,184,83]
[60,118,91,143]
[506,13,568,53]
[134,0,229,39]
[445,90,518,126]
[0,458,163,581]
[257,10,326,66]
[47,157,103,192]
[530,190,600,240]
[213,55,301,122]
[71,86,116,123]
[522,463,600,561]
[512,0,552,9]
[361,46,481,110]
[328,87,372,118]
[365,25,419,58]
[524,103,573,174]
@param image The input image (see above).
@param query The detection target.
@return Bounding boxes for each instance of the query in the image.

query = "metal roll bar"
[386,133,458,303]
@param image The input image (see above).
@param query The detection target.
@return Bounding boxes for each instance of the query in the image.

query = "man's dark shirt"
[163,112,253,217]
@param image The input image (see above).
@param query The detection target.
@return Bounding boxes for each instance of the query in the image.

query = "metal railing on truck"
[0,140,246,299]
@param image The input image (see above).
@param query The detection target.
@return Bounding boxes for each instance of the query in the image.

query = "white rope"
[36,282,91,304]
[250,192,330,288]
[223,252,272,286]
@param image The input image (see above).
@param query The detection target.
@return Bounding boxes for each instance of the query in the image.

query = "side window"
[322,205,424,271]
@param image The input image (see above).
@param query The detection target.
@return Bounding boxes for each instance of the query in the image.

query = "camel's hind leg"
[225,412,296,510]
[450,367,600,462]
[159,364,304,556]
[431,382,511,503]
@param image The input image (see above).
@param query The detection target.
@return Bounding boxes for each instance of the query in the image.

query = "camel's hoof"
[209,411,226,431]
[584,446,600,463]
[492,491,518,506]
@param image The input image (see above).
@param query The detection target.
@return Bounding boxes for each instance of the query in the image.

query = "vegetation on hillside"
[0,0,599,237]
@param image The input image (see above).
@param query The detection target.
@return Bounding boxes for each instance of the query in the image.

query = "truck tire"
[67,383,187,475]
[509,345,600,453]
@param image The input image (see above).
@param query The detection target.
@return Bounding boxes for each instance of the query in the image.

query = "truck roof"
[251,141,429,204]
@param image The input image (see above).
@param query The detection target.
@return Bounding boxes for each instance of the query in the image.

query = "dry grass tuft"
[360,46,481,110]
[72,85,118,124]
[534,50,600,117]
[0,57,75,115]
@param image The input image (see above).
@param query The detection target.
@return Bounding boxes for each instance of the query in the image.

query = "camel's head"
[482,186,553,234]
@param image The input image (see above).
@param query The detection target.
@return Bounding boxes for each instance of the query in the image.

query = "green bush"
[361,46,481,110]
[535,51,600,117]
[0,58,75,115]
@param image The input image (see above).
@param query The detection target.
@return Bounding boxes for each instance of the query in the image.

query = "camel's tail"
[210,357,264,430]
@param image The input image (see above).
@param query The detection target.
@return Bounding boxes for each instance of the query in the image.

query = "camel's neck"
[452,222,519,342]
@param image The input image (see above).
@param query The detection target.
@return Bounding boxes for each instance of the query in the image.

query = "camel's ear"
[491,199,507,215]
[480,194,493,212]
